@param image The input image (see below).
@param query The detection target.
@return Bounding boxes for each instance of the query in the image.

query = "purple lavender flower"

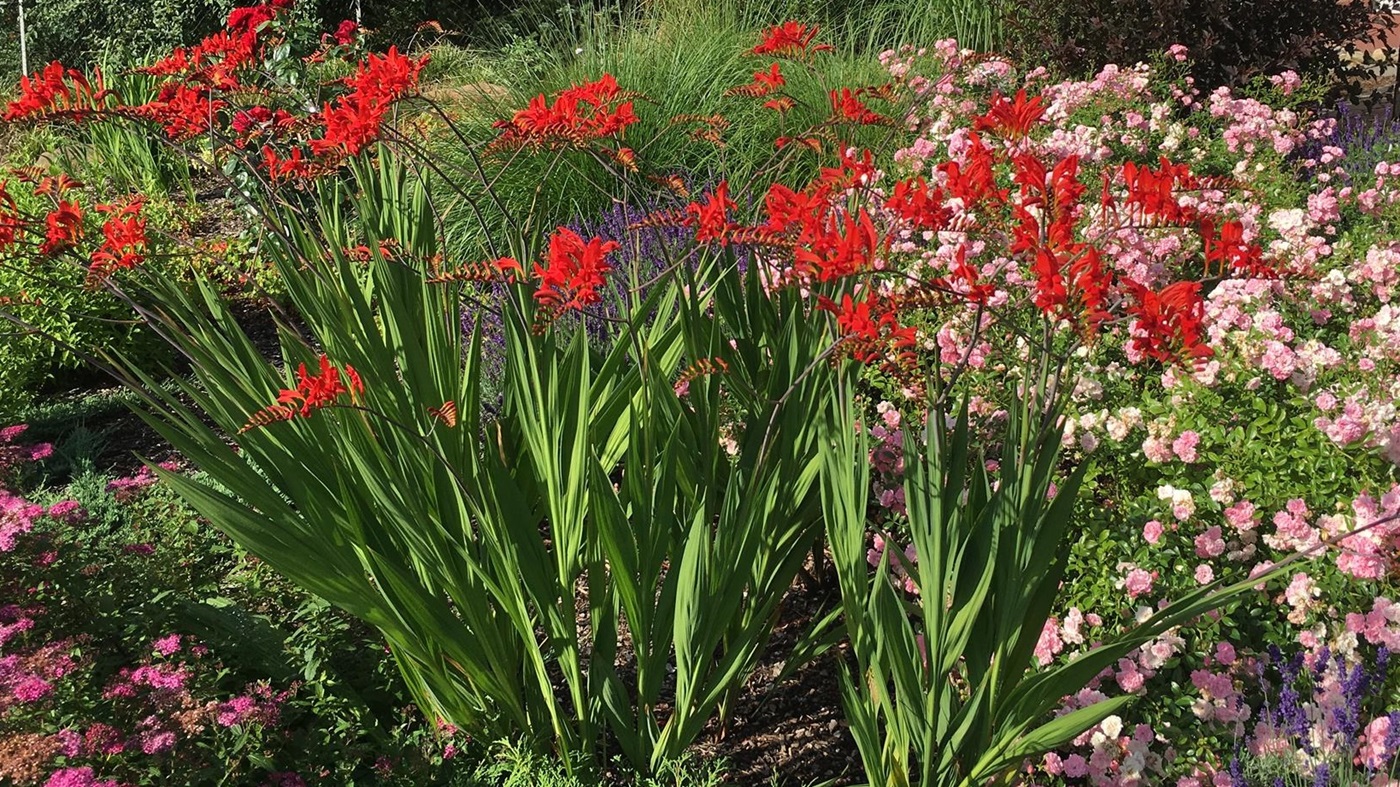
[1314,646,1331,680]
[461,183,756,401]
[1384,710,1400,760]
[1296,102,1400,183]
[1331,656,1370,747]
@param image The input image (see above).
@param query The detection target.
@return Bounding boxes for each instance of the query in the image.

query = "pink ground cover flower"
[13,675,53,702]
[138,728,176,755]
[45,768,119,787]
[152,634,182,656]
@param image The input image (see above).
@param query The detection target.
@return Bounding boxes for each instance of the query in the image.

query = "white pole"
[354,0,360,25]
[18,0,28,75]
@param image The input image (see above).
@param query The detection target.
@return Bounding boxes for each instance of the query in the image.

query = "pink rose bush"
[855,40,1400,785]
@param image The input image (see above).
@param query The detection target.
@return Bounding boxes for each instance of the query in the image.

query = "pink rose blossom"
[1124,568,1156,599]
[1143,519,1165,545]
[1172,431,1200,462]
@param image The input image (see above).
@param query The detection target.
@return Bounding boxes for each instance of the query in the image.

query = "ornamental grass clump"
[0,5,1360,785]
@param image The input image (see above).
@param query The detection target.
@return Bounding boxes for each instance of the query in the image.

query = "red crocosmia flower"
[343,47,428,104]
[1200,218,1274,278]
[3,62,109,122]
[818,293,916,364]
[884,177,950,231]
[815,148,878,191]
[686,181,736,245]
[1031,242,1113,327]
[761,183,827,235]
[40,200,83,256]
[89,199,147,281]
[829,88,889,125]
[0,186,21,254]
[1069,246,1112,333]
[131,84,226,141]
[311,98,386,157]
[533,228,618,312]
[755,62,785,92]
[309,48,428,160]
[762,96,796,113]
[226,4,277,36]
[752,21,833,59]
[493,74,638,151]
[1046,156,1085,248]
[139,1,294,88]
[949,244,995,305]
[937,134,1005,206]
[1118,158,1196,225]
[1031,246,1068,314]
[971,89,1046,140]
[232,106,296,144]
[262,145,317,181]
[726,63,785,97]
[277,355,362,417]
[1125,280,1212,365]
[797,209,882,282]
[241,355,364,432]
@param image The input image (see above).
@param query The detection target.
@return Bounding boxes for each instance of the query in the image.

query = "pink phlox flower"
[44,767,119,787]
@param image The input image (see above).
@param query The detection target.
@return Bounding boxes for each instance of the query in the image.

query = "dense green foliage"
[1002,0,1376,89]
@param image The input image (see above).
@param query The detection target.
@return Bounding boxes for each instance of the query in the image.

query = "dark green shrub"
[1001,0,1376,88]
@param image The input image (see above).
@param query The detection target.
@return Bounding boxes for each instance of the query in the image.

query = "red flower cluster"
[818,293,917,365]
[493,74,639,151]
[686,182,736,245]
[310,47,428,159]
[936,134,1005,207]
[1116,158,1196,225]
[1009,154,1113,329]
[0,185,20,254]
[725,63,785,98]
[330,20,360,46]
[829,88,891,126]
[972,89,1046,141]
[1125,281,1212,363]
[884,177,951,230]
[751,22,833,59]
[794,211,882,281]
[231,106,296,147]
[89,199,148,282]
[240,355,364,433]
[130,84,227,141]
[142,1,291,88]
[1201,217,1273,278]
[532,228,618,314]
[3,62,108,122]
[40,201,83,256]
[261,146,317,182]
